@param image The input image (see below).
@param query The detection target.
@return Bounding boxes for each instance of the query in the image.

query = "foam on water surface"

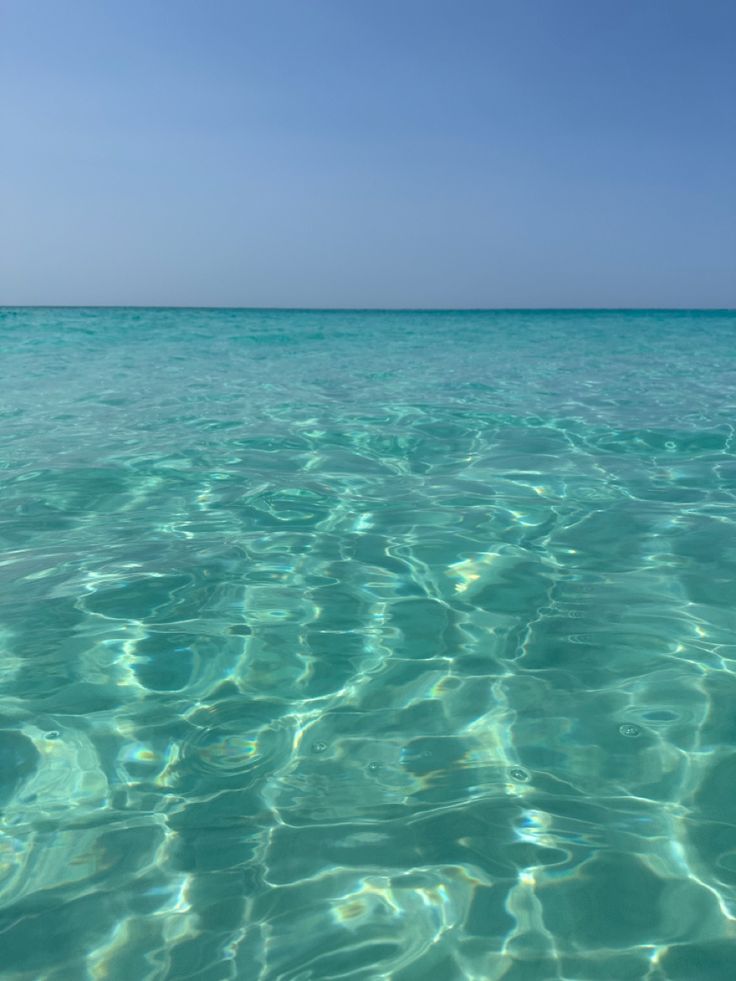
[1,308,736,979]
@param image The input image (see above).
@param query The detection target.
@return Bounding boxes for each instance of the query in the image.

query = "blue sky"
[1,0,734,307]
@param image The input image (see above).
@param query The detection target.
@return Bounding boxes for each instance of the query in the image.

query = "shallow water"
[1,308,736,980]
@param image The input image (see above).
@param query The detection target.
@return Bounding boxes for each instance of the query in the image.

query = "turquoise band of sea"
[1,307,736,980]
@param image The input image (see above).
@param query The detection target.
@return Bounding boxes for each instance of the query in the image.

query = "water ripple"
[1,308,736,979]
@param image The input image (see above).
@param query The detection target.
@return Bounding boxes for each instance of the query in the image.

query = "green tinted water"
[1,309,736,979]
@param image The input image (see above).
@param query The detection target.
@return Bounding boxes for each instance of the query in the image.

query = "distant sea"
[1,307,736,980]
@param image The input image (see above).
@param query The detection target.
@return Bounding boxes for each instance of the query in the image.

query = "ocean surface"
[1,307,736,980]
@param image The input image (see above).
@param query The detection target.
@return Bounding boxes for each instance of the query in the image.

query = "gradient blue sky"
[2,0,734,308]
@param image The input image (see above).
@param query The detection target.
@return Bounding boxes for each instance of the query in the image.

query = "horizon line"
[2,305,735,313]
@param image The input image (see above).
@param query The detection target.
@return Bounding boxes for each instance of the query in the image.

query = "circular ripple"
[509,767,530,782]
[618,723,642,738]
[190,732,261,772]
[179,701,291,788]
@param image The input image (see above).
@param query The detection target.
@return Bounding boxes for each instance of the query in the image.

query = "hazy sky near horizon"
[2,0,734,308]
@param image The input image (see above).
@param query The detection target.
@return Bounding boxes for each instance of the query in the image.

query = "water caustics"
[1,308,736,980]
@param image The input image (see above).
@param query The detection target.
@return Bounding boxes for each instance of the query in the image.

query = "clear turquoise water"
[1,308,736,980]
